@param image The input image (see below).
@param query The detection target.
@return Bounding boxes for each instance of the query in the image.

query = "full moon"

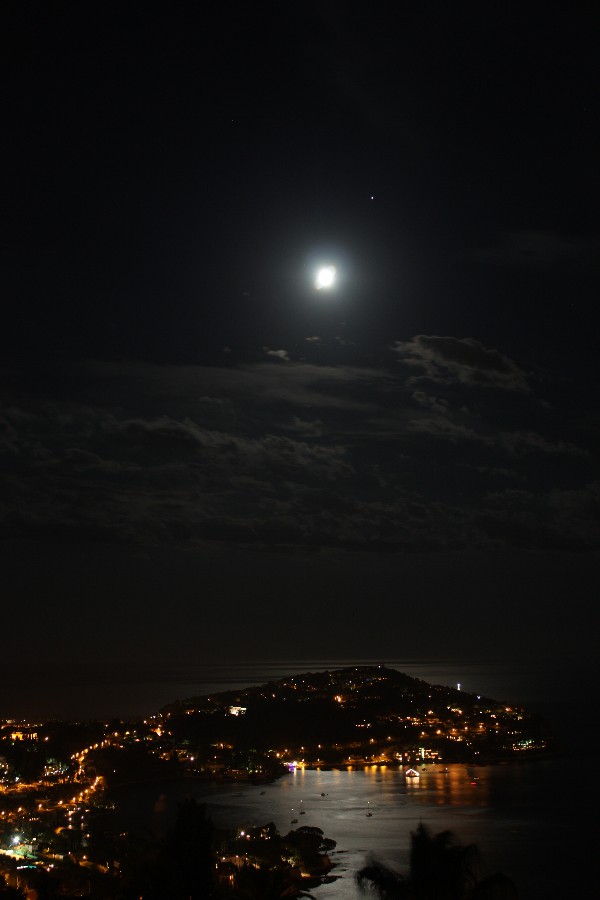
[315,265,336,290]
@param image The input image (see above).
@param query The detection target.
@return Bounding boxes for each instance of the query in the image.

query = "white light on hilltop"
[315,265,336,290]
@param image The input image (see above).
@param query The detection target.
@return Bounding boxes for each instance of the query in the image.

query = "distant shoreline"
[106,751,563,796]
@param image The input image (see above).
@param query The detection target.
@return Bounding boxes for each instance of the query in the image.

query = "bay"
[116,758,586,900]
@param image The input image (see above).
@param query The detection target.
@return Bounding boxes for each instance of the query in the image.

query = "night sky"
[3,3,599,685]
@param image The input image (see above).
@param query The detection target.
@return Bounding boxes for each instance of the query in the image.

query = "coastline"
[106,757,582,900]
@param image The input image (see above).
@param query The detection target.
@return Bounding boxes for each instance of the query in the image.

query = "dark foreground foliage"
[357,823,518,900]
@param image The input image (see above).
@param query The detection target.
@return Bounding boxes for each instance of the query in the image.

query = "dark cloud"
[498,430,588,458]
[411,390,449,415]
[393,335,530,391]
[283,416,325,437]
[478,482,600,551]
[0,342,597,554]
[407,414,587,458]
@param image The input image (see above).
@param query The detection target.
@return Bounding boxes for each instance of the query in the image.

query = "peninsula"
[162,665,557,776]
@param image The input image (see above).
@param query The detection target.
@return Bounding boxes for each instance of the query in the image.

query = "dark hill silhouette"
[160,666,556,764]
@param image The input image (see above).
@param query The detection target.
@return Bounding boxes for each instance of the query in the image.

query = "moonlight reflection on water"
[116,759,579,900]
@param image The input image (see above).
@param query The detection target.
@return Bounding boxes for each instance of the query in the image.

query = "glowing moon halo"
[315,265,336,290]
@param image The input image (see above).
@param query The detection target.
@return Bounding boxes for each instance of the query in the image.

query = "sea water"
[115,758,587,900]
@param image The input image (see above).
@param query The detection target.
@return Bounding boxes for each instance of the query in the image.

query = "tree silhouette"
[120,798,216,899]
[230,861,316,899]
[357,823,518,900]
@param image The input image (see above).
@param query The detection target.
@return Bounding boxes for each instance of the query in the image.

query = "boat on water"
[366,801,373,817]
[405,768,420,778]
